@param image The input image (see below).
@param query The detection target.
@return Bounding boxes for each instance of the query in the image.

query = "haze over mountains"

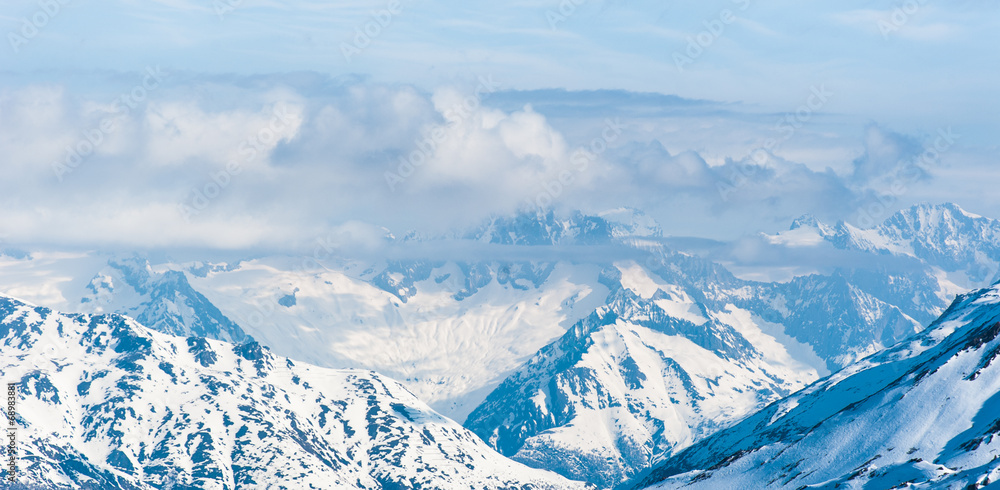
[3,202,1000,487]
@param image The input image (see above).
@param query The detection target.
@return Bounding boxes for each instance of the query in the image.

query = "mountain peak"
[470,209,620,246]
[598,207,663,238]
[890,202,982,224]
[788,214,821,231]
[0,294,589,489]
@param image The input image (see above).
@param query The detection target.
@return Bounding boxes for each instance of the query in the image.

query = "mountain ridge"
[633,281,1000,489]
[0,293,588,489]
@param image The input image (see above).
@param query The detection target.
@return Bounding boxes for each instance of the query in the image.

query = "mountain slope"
[0,205,986,487]
[187,254,611,420]
[0,295,588,489]
[635,282,1000,490]
[464,262,824,488]
[0,207,964,422]
[0,252,250,344]
[649,251,925,372]
[89,256,250,343]
[769,272,922,369]
[461,240,955,487]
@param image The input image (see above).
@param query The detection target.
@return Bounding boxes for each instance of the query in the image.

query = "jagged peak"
[882,202,986,229]
[468,208,618,246]
[784,214,843,239]
[788,214,820,231]
[598,207,663,238]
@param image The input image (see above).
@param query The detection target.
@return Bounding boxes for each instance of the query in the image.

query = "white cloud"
[143,100,304,168]
[0,74,992,252]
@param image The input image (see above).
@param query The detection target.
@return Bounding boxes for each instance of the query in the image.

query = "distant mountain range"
[2,202,999,487]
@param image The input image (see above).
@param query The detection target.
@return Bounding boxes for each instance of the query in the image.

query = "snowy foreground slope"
[0,295,588,489]
[634,282,1000,490]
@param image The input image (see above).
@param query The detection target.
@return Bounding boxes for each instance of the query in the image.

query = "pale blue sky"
[3,1,997,126]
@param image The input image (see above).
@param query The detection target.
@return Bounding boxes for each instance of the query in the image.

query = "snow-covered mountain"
[464,210,624,246]
[90,256,250,343]
[634,281,1000,490]
[184,251,612,420]
[842,203,1000,283]
[771,202,1000,321]
[764,272,923,369]
[457,204,1000,487]
[0,294,588,489]
[0,253,249,343]
[464,264,821,488]
[460,245,930,487]
[0,203,994,488]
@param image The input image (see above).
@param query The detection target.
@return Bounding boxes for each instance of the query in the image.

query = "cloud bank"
[0,72,990,254]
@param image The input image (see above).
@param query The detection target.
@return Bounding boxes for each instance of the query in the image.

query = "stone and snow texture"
[636,282,1000,490]
[0,294,589,489]
[2,203,1000,487]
